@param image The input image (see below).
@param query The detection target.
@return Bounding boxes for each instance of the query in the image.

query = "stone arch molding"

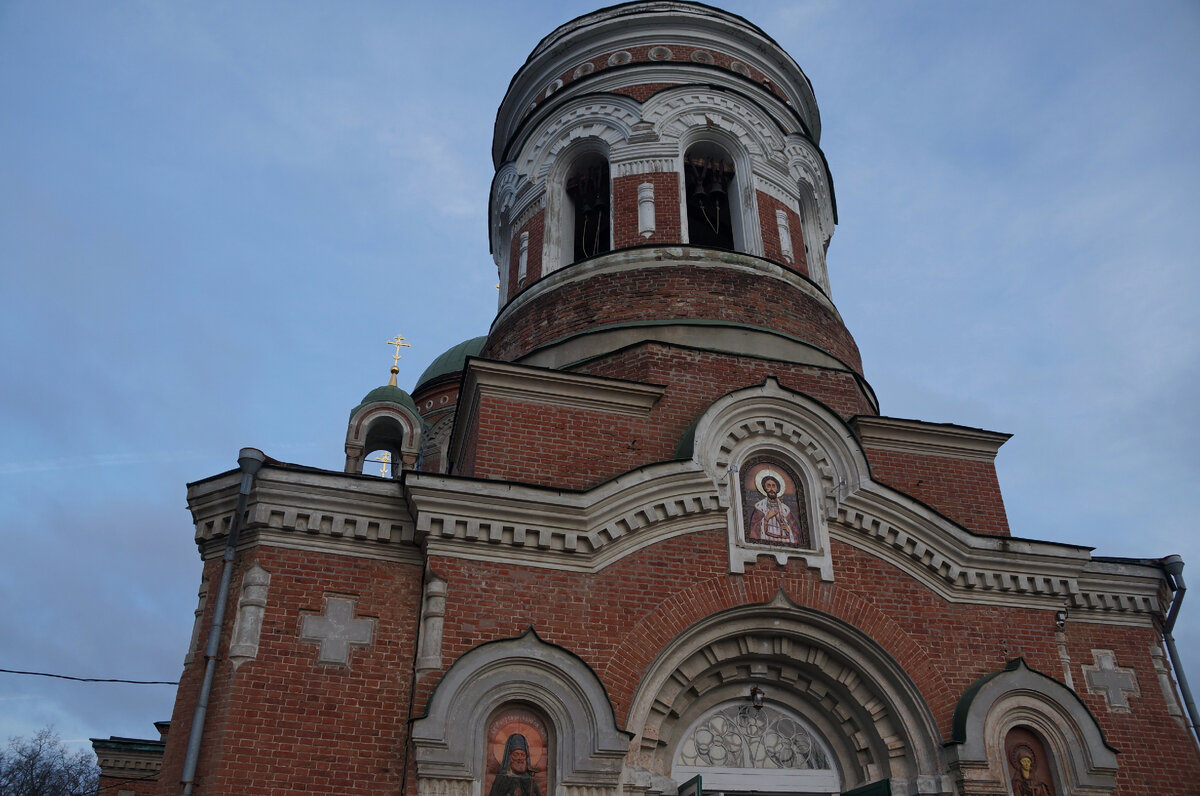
[947,659,1118,795]
[625,593,951,795]
[344,401,422,476]
[412,630,630,796]
[516,95,642,182]
[690,378,870,578]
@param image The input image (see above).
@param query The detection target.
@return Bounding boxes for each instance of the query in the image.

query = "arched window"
[565,154,611,263]
[684,142,738,251]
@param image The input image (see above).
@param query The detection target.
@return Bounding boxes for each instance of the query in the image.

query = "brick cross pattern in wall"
[1082,649,1140,712]
[300,596,374,665]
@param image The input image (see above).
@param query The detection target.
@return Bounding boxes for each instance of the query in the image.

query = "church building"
[150,3,1200,794]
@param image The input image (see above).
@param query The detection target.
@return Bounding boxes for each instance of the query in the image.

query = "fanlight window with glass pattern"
[673,703,839,793]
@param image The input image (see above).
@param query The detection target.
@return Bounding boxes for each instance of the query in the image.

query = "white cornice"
[464,358,665,415]
[497,3,820,164]
[850,416,1011,462]
[408,462,723,573]
[448,360,665,473]
[186,410,1167,627]
[188,466,419,562]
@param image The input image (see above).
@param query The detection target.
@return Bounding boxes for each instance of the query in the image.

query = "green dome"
[415,336,487,390]
[350,384,420,420]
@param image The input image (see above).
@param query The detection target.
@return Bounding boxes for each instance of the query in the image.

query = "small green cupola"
[344,336,424,478]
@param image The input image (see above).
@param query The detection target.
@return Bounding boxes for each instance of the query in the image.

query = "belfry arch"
[625,594,950,795]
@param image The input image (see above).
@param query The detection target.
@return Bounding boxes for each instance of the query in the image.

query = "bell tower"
[482,2,861,395]
[456,1,874,489]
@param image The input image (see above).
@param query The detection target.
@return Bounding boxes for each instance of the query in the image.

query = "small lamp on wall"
[749,685,764,710]
[1054,610,1067,630]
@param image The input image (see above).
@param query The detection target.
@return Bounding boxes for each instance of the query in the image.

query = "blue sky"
[2,0,1198,752]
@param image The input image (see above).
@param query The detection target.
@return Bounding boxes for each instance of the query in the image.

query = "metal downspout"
[179,448,266,796]
[1162,555,1200,745]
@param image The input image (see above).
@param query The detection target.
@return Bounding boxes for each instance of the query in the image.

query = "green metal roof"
[415,336,487,390]
[350,384,420,420]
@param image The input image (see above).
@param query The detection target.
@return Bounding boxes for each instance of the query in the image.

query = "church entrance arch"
[625,594,949,795]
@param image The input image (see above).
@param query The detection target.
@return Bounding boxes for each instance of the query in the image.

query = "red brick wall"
[461,343,873,488]
[1066,623,1200,794]
[756,191,808,278]
[863,447,1010,536]
[99,773,157,796]
[612,172,681,248]
[415,531,1200,794]
[611,83,680,103]
[157,549,423,795]
[483,264,863,373]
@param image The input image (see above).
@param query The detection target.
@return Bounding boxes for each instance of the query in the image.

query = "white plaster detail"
[626,595,950,794]
[517,230,529,282]
[637,182,656,238]
[611,158,675,177]
[608,50,632,66]
[648,46,673,61]
[417,777,472,796]
[300,596,374,666]
[1082,649,1140,712]
[229,564,270,669]
[492,3,823,171]
[460,358,664,418]
[775,208,793,262]
[573,62,595,79]
[645,90,777,160]
[1055,630,1074,691]
[184,579,208,665]
[415,569,447,673]
[345,397,423,476]
[411,632,629,789]
[545,78,563,97]
[689,379,855,579]
[188,466,420,564]
[518,98,639,181]
[1149,642,1186,725]
[689,49,714,64]
[783,137,836,294]
[947,660,1117,795]
[420,413,456,475]
[850,416,1010,462]
[189,437,1165,624]
[408,462,722,573]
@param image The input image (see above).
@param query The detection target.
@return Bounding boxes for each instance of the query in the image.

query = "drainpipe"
[179,448,266,796]
[1162,555,1200,745]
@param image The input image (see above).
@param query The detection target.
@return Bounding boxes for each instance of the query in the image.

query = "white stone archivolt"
[411,631,629,793]
[947,659,1118,795]
[626,594,951,795]
[689,378,868,578]
[515,95,642,182]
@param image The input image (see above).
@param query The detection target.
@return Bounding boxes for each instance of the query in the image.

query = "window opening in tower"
[685,154,735,250]
[566,160,611,262]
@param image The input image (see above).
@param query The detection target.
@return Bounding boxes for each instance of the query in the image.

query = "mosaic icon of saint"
[489,734,540,796]
[741,459,810,548]
[1008,742,1056,796]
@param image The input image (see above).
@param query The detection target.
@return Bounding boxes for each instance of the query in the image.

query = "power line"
[0,668,177,685]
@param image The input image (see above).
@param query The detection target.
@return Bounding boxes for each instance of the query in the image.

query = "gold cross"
[386,334,411,367]
[377,451,391,477]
